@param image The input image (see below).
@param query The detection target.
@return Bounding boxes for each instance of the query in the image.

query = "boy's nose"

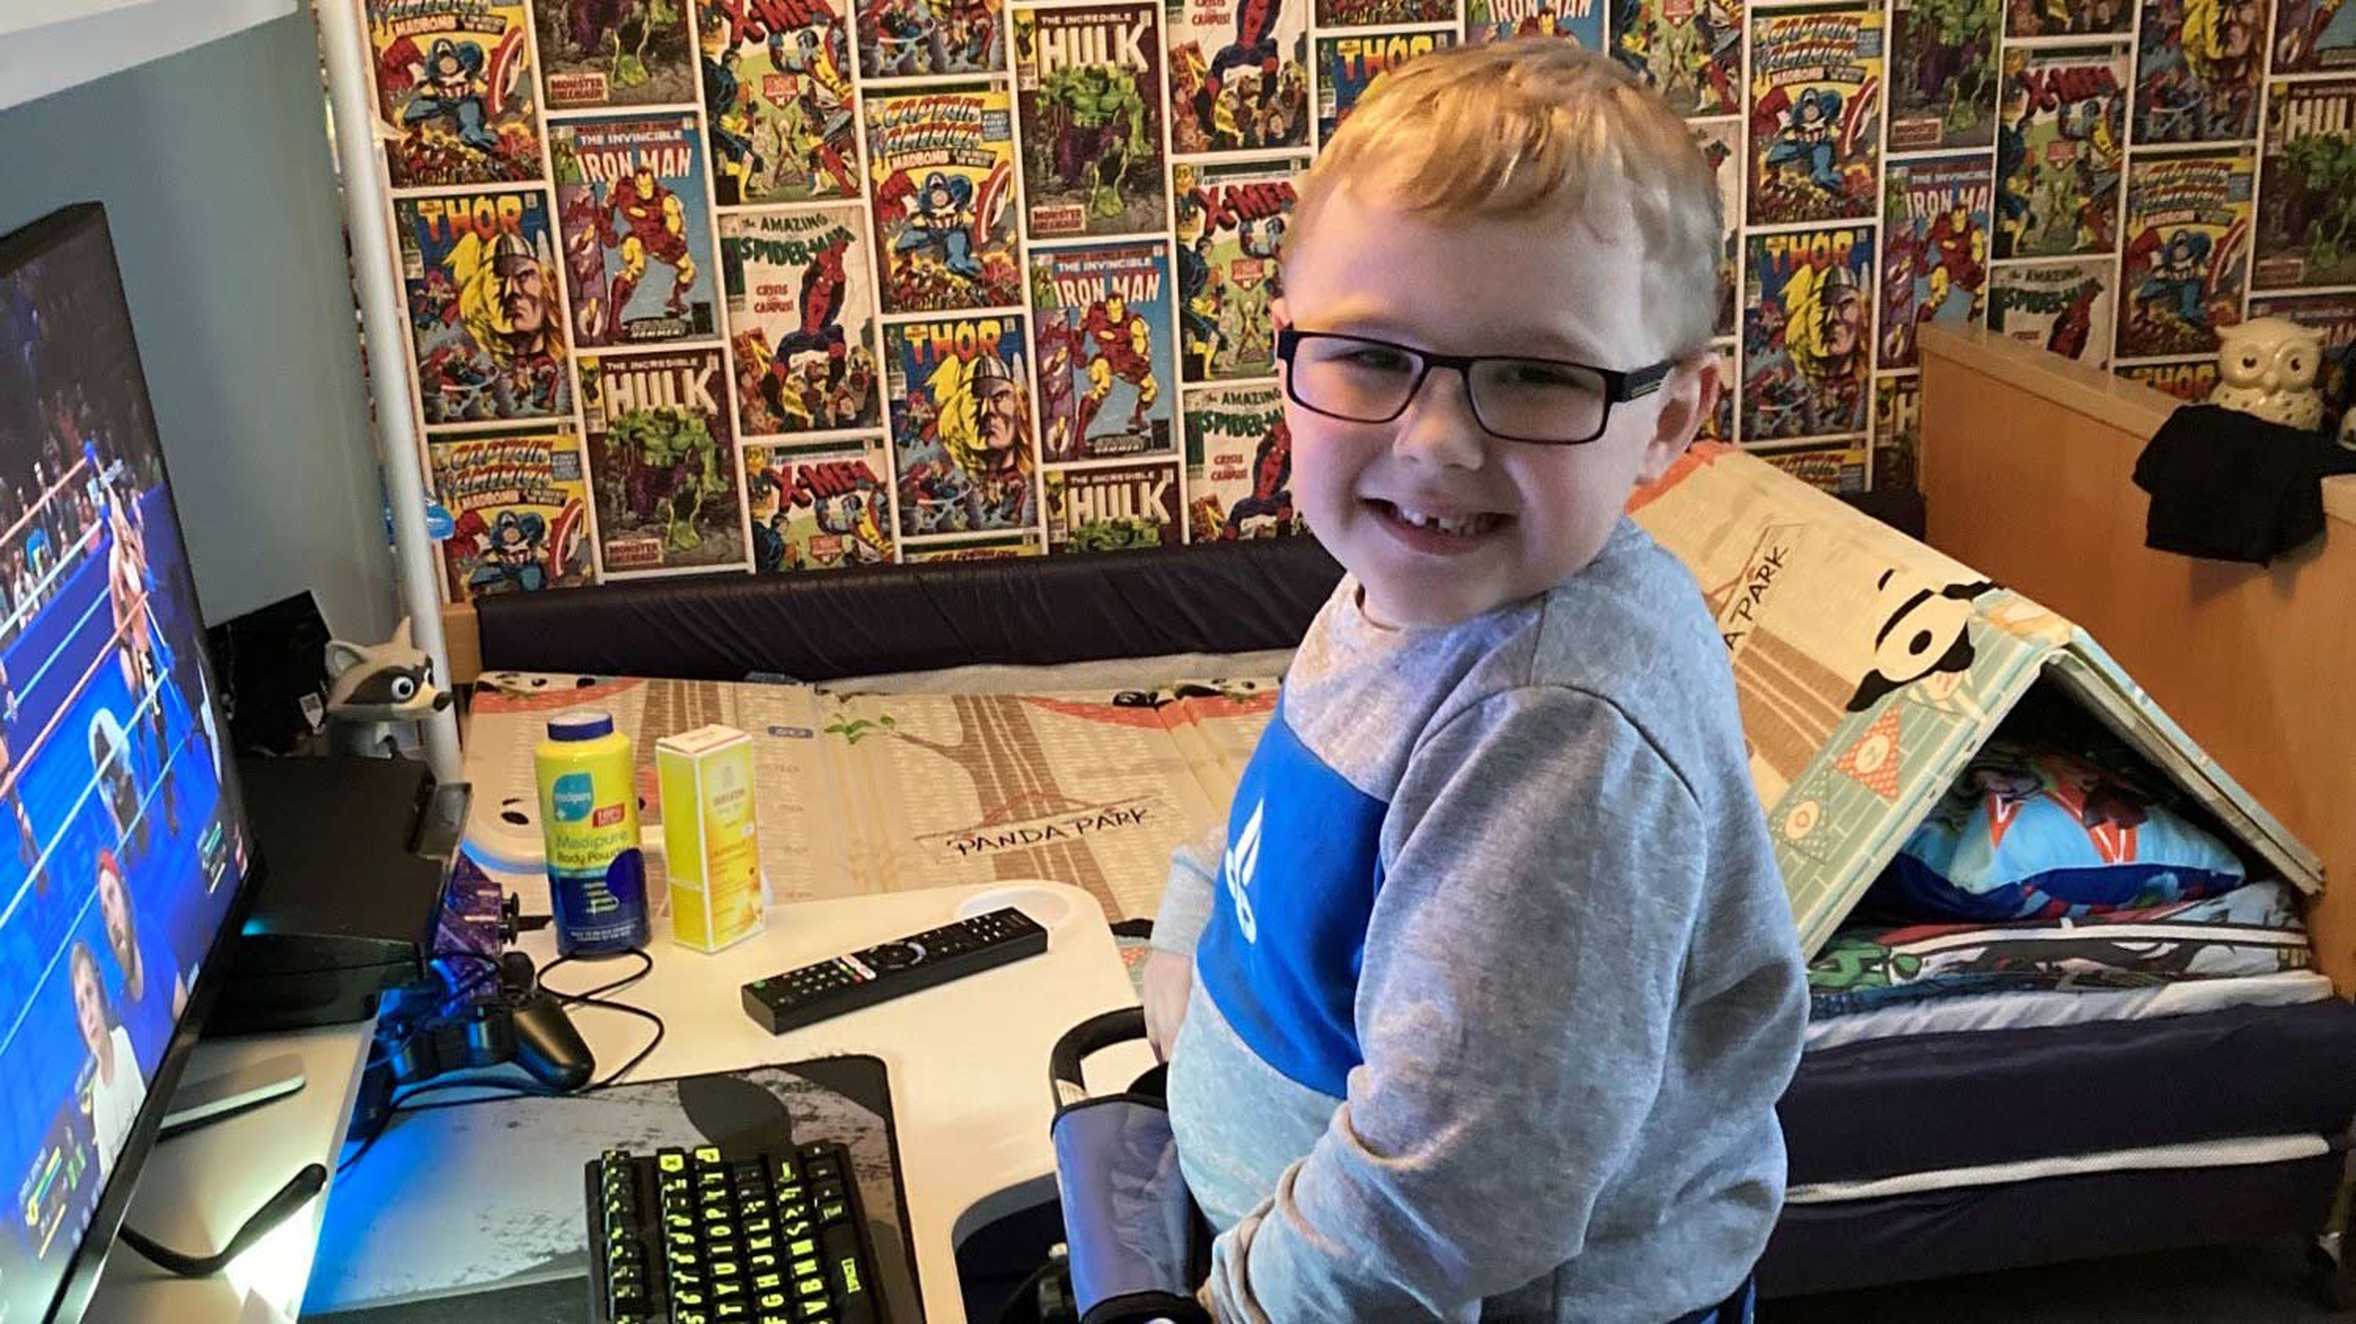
[1390,366,1488,470]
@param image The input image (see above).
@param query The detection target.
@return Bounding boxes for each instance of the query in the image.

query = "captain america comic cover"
[2114,357,2221,401]
[2247,288,2356,417]
[1467,0,1605,46]
[886,315,1039,539]
[1989,257,2117,369]
[2273,0,2356,73]
[2254,77,2356,290]
[1045,460,1183,552]
[865,84,1026,315]
[535,0,695,109]
[2009,0,2132,36]
[1694,118,1740,339]
[1872,370,1920,490]
[1316,28,1457,144]
[580,347,748,575]
[1013,3,1169,240]
[2133,0,2262,146]
[856,0,1006,75]
[395,190,571,425]
[743,442,898,571]
[1697,342,1736,442]
[1994,43,2128,260]
[1183,382,1299,541]
[1878,154,1990,371]
[549,113,723,348]
[2116,147,2253,360]
[1611,0,1742,118]
[428,429,597,601]
[720,206,883,439]
[366,0,543,188]
[1745,3,1884,228]
[696,0,863,207]
[1029,241,1177,463]
[1887,0,1995,151]
[1165,0,1311,152]
[1172,157,1302,383]
[1742,224,1874,443]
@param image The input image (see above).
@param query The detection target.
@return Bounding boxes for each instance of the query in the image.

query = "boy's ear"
[1271,297,1289,333]
[1635,351,1718,486]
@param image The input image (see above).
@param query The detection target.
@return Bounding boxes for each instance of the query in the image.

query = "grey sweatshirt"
[1152,517,1807,1322]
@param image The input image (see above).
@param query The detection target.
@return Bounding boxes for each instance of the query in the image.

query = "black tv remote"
[741,907,1050,1035]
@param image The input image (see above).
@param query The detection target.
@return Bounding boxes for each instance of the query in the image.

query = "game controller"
[379,949,595,1092]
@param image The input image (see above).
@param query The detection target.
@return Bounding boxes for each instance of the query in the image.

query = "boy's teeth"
[1395,506,1488,536]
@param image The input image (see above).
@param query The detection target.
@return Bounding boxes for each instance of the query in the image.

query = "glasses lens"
[1290,336,1423,423]
[1468,359,1608,442]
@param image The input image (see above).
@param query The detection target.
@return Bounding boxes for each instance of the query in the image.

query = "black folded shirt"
[2131,403,2354,565]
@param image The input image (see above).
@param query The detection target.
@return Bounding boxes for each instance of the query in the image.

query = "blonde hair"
[1290,42,1722,360]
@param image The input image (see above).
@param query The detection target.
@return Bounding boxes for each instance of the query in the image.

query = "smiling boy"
[1142,44,1807,1322]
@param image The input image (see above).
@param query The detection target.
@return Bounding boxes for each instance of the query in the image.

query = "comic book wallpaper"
[697,0,862,206]
[349,0,2342,599]
[744,443,898,570]
[1030,241,1178,461]
[550,113,723,347]
[2254,78,2356,291]
[719,206,884,438]
[1746,3,1885,227]
[1014,3,1168,239]
[395,190,572,425]
[428,430,596,599]
[536,0,695,108]
[580,348,747,574]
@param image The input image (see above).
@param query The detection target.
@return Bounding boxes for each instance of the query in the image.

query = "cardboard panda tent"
[1630,442,2323,952]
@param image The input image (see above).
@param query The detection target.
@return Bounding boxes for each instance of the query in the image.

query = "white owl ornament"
[2209,317,2327,431]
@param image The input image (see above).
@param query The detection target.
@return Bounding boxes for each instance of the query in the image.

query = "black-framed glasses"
[1274,328,1675,446]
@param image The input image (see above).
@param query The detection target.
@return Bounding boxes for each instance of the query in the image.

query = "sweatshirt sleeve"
[1151,818,1227,958]
[1205,686,1709,1321]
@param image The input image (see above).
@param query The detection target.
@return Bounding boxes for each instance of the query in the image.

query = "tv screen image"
[0,205,255,1323]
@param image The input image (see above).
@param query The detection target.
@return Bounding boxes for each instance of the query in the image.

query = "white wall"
[0,11,398,640]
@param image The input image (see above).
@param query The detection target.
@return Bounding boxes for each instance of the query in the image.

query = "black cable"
[119,1163,328,1276]
[995,1256,1067,1324]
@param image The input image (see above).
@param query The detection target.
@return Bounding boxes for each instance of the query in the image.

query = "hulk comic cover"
[1694,119,1740,339]
[2248,288,2356,416]
[2132,0,2261,146]
[856,0,1005,75]
[428,430,596,601]
[1164,0,1311,152]
[2273,0,2356,73]
[1172,157,1302,382]
[1029,241,1176,462]
[1610,0,1742,118]
[535,0,694,108]
[720,207,882,439]
[366,0,542,187]
[1467,0,1605,46]
[696,0,862,206]
[548,113,722,348]
[2115,357,2221,401]
[1183,382,1298,540]
[743,443,897,571]
[2254,78,2356,290]
[1878,154,1989,371]
[1045,460,1182,551]
[1887,0,1996,151]
[1742,225,1874,443]
[1755,439,1868,494]
[865,84,1025,314]
[395,190,571,425]
[1989,257,2116,369]
[1013,3,1167,239]
[580,348,748,575]
[886,315,1038,539]
[1745,3,1884,227]
[1315,28,1456,144]
[2008,0,2131,37]
[1315,0,1452,27]
[2117,147,2253,360]
[1994,43,2128,260]
[1872,370,1919,490]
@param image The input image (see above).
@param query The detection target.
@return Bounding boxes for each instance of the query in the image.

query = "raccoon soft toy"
[324,618,451,758]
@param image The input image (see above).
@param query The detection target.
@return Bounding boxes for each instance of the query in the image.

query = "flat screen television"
[0,202,261,1323]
